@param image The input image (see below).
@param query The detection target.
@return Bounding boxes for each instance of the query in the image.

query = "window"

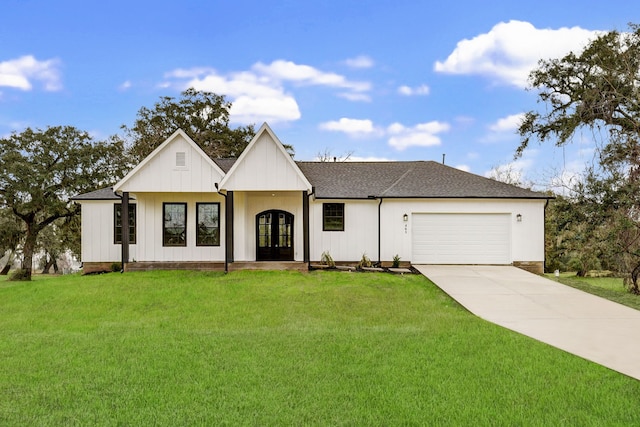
[176,152,186,167]
[163,203,187,246]
[114,204,136,244]
[196,203,220,246]
[323,203,344,231]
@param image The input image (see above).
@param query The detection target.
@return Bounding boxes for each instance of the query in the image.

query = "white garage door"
[412,213,511,264]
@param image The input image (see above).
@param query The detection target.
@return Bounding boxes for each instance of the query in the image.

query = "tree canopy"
[0,126,126,280]
[519,24,640,291]
[123,88,257,163]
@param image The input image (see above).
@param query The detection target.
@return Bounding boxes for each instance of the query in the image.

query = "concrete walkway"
[414,265,640,380]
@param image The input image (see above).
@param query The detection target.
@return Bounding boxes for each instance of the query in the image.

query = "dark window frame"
[322,203,345,231]
[163,202,187,247]
[114,203,136,244]
[196,202,221,247]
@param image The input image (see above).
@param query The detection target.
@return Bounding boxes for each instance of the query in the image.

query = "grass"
[549,272,640,311]
[1,270,640,425]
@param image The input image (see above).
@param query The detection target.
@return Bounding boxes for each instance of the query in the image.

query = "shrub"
[392,254,401,268]
[320,251,335,268]
[8,269,30,281]
[357,253,372,269]
[111,262,122,272]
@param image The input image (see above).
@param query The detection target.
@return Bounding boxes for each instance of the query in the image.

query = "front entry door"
[256,210,294,261]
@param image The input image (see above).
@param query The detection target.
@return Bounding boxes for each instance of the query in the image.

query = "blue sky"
[2,0,638,190]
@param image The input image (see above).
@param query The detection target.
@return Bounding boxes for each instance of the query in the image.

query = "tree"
[518,24,640,289]
[0,126,126,280]
[0,208,23,275]
[123,88,257,163]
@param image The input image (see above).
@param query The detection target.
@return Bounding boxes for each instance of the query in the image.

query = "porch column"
[121,191,129,270]
[303,190,310,263]
[225,191,234,264]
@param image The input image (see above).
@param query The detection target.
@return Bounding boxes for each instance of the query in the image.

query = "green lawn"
[1,270,639,425]
[549,272,640,311]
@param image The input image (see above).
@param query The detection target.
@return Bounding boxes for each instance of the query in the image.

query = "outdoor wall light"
[403,213,409,222]
[516,213,522,222]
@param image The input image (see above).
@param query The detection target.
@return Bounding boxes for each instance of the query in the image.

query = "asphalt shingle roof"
[71,187,135,200]
[296,161,549,199]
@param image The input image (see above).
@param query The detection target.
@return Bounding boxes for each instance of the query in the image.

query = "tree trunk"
[22,227,37,281]
[42,255,53,274]
[0,250,13,275]
[52,257,59,274]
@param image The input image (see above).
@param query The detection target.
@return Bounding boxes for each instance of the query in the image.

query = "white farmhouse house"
[73,123,551,274]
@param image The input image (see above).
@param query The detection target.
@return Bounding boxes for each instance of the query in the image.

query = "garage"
[412,213,511,264]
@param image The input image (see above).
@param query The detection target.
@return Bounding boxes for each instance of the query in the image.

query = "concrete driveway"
[414,265,640,381]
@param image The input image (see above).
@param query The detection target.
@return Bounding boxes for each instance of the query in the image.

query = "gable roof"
[218,123,312,191]
[296,161,550,199]
[113,129,226,193]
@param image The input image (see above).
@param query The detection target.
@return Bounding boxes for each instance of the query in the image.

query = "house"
[73,123,551,274]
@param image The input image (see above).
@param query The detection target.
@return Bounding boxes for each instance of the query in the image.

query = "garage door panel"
[412,213,510,264]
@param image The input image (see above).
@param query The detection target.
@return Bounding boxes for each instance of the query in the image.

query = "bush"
[357,253,372,269]
[320,251,335,268]
[111,262,122,272]
[8,269,30,281]
[392,254,401,268]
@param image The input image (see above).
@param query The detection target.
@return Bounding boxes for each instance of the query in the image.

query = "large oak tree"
[519,24,640,290]
[0,126,126,280]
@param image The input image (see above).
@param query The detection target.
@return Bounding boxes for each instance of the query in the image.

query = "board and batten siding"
[116,135,224,193]
[380,199,545,264]
[80,200,137,263]
[308,199,379,262]
[132,192,225,262]
[221,133,309,191]
[232,191,305,261]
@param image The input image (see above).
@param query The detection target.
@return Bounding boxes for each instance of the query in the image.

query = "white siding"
[309,198,545,264]
[221,133,309,191]
[309,199,379,262]
[233,191,304,261]
[117,135,224,193]
[80,201,137,263]
[133,192,225,262]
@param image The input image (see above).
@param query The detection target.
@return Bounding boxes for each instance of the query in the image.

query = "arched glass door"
[256,210,294,261]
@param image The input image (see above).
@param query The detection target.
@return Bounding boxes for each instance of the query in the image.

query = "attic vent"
[176,152,186,167]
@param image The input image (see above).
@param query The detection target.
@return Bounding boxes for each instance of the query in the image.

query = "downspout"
[544,198,550,273]
[377,197,383,266]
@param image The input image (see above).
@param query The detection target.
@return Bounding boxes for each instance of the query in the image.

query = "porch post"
[121,191,129,271]
[225,191,234,264]
[303,190,310,263]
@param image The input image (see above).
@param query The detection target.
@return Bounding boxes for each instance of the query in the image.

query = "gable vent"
[176,152,186,167]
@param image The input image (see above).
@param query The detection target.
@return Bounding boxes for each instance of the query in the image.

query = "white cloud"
[252,60,370,92]
[318,117,450,151]
[0,55,62,91]
[164,67,301,124]
[163,59,372,124]
[397,84,430,96]
[434,20,600,87]
[387,121,450,151]
[319,118,382,137]
[119,80,132,91]
[344,55,374,69]
[455,164,471,172]
[347,155,393,162]
[489,113,524,132]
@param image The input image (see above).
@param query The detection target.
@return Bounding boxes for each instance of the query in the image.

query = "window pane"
[196,203,220,246]
[114,204,136,244]
[323,203,344,231]
[164,203,186,246]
